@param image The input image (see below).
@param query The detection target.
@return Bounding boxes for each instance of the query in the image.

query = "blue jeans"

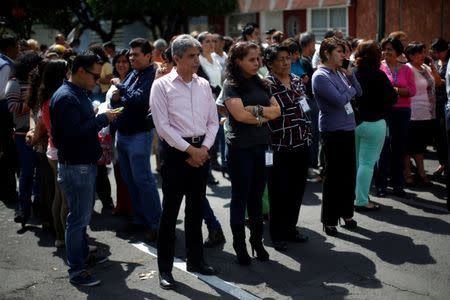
[15,135,36,214]
[57,163,97,279]
[117,131,161,230]
[228,145,269,226]
[203,197,221,231]
[355,120,386,206]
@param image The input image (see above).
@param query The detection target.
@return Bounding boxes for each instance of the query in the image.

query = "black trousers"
[157,141,208,273]
[321,131,356,226]
[268,147,309,242]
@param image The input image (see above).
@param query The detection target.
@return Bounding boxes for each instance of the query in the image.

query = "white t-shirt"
[199,55,222,89]
[408,63,435,121]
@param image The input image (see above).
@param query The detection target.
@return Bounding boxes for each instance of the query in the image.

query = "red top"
[42,99,55,148]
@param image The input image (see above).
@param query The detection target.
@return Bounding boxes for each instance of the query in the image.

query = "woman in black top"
[223,42,280,265]
[353,40,397,211]
[263,45,312,251]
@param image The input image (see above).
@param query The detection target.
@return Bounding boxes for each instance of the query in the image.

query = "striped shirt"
[266,73,312,151]
[6,78,30,134]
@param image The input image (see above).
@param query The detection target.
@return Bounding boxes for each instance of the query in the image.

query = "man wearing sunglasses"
[110,38,162,242]
[50,50,120,287]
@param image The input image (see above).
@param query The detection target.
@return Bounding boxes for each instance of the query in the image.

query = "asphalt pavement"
[0,149,449,299]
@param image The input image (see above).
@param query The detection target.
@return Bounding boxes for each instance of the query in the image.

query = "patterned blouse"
[266,73,312,151]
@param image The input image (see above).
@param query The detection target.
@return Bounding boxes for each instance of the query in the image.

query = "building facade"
[213,0,449,44]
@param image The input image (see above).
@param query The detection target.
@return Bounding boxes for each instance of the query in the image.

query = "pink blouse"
[380,61,416,108]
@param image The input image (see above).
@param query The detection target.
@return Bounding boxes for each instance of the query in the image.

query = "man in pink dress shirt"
[149,34,219,290]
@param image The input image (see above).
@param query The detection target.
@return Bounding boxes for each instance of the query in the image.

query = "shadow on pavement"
[337,227,436,265]
[206,228,381,299]
[356,204,450,235]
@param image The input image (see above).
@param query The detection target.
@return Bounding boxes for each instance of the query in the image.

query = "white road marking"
[132,242,261,300]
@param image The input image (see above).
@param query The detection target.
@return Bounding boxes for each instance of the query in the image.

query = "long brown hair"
[225,41,266,91]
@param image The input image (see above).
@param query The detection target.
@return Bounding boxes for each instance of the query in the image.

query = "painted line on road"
[132,242,261,300]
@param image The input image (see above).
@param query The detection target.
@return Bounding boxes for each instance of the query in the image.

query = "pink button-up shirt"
[149,68,219,152]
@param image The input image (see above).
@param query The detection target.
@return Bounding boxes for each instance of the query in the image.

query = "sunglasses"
[84,68,101,80]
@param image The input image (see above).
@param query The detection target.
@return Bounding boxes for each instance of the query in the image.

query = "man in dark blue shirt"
[50,51,118,287]
[110,38,161,241]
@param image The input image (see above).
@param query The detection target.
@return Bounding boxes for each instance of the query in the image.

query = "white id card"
[299,97,311,113]
[344,102,354,115]
[265,150,273,166]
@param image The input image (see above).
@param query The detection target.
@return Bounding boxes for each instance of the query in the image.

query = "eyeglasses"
[84,68,101,80]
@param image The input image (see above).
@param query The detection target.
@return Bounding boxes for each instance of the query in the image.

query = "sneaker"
[55,240,65,248]
[204,228,226,248]
[87,254,109,265]
[70,271,101,287]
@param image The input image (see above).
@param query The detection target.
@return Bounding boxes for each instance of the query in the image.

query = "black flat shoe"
[186,262,218,275]
[339,218,357,229]
[355,203,380,212]
[159,272,176,290]
[323,225,338,236]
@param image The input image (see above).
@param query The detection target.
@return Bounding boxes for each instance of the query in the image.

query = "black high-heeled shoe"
[250,243,269,261]
[323,225,338,236]
[339,218,357,229]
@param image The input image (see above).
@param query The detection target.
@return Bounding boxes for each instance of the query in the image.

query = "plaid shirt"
[266,73,312,151]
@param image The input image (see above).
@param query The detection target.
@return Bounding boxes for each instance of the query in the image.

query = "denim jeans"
[15,135,36,214]
[117,131,161,230]
[57,163,96,279]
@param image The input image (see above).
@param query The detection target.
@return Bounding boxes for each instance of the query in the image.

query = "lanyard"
[384,62,399,85]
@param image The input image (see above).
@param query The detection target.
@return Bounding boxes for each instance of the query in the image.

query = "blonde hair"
[27,39,39,51]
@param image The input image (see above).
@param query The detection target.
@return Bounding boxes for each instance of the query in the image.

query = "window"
[309,7,347,40]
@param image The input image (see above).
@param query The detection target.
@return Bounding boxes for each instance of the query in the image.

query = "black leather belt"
[183,135,205,145]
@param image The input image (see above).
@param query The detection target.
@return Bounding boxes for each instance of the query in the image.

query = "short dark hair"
[300,32,315,48]
[242,22,259,40]
[405,42,426,62]
[281,38,301,55]
[319,37,345,63]
[263,45,290,69]
[88,43,108,62]
[103,41,116,49]
[0,34,18,52]
[197,31,210,44]
[112,49,131,77]
[129,38,153,55]
[431,38,448,52]
[380,37,404,55]
[71,50,104,74]
[355,40,382,69]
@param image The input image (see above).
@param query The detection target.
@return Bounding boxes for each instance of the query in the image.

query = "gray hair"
[171,34,201,58]
[300,31,316,48]
[153,38,167,50]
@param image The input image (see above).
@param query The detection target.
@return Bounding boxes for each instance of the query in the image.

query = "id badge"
[344,102,354,115]
[265,149,273,167]
[299,97,311,113]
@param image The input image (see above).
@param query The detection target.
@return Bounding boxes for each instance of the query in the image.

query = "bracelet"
[256,116,262,127]
[257,105,263,117]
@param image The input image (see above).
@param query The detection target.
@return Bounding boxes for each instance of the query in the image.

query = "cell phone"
[342,58,350,69]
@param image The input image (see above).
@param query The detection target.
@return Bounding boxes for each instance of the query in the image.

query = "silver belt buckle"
[192,136,200,143]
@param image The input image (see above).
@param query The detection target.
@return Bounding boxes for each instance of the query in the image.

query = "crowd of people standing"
[0,24,449,289]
